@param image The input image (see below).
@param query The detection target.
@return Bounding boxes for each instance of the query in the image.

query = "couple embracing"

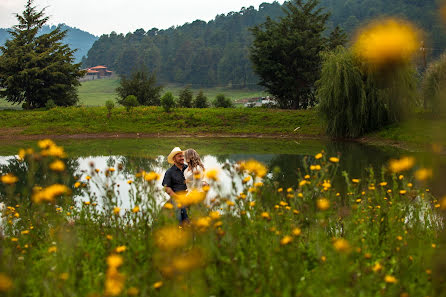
[162,147,206,224]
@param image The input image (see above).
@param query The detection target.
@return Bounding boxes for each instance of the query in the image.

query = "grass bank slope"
[0,106,323,136]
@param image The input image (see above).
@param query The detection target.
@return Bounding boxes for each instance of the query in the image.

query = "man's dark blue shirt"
[162,164,188,192]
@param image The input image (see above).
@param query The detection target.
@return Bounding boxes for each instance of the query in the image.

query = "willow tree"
[0,0,84,108]
[422,53,446,114]
[317,46,417,138]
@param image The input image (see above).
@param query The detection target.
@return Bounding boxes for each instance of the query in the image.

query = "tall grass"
[0,140,443,296]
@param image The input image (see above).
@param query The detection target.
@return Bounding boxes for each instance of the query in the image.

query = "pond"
[0,137,445,209]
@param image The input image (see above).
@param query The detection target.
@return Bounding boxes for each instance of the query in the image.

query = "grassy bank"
[0,106,323,136]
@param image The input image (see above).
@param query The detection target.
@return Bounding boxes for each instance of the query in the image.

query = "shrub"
[116,70,163,106]
[194,90,209,108]
[45,99,56,110]
[317,46,417,138]
[105,100,115,118]
[422,53,446,114]
[213,94,234,108]
[121,95,139,112]
[178,87,193,108]
[161,92,176,112]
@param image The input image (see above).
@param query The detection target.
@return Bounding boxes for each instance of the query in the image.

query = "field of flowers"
[0,140,445,296]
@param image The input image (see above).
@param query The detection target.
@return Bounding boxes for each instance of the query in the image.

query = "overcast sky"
[0,0,283,36]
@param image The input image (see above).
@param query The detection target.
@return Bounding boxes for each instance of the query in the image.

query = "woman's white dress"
[184,166,205,190]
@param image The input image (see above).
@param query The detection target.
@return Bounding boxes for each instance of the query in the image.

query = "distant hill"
[83,0,446,89]
[0,24,98,63]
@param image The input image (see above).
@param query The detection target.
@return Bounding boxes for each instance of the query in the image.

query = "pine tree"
[0,0,84,108]
[250,0,331,109]
[178,86,193,108]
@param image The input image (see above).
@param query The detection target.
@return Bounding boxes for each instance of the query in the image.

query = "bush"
[116,70,163,106]
[161,92,176,112]
[105,100,115,118]
[317,47,417,138]
[213,94,234,108]
[422,53,446,114]
[178,87,193,108]
[121,95,139,112]
[194,90,209,108]
[45,99,56,110]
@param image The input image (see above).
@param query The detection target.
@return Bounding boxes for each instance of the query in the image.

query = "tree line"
[83,0,445,88]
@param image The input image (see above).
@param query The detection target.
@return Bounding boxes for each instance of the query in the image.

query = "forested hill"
[84,0,445,88]
[0,24,98,63]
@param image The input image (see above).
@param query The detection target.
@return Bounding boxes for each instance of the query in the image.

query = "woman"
[183,148,206,190]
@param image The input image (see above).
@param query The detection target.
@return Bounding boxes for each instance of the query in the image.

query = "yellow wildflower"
[106,235,113,240]
[1,173,18,185]
[21,230,30,235]
[322,180,331,190]
[74,182,81,188]
[380,182,387,186]
[127,287,139,296]
[261,212,271,220]
[209,211,220,220]
[0,273,13,292]
[127,180,133,184]
[333,238,351,253]
[174,189,206,207]
[414,168,432,181]
[86,175,91,181]
[107,254,123,268]
[238,160,267,178]
[399,190,407,195]
[132,206,140,213]
[384,275,398,283]
[315,153,323,159]
[329,157,339,163]
[18,149,26,161]
[389,157,415,173]
[205,168,219,181]
[292,228,301,236]
[372,262,382,272]
[299,180,308,187]
[317,198,330,210]
[155,226,190,250]
[353,18,420,67]
[226,200,235,207]
[254,182,264,187]
[32,184,70,203]
[59,273,69,281]
[153,281,163,289]
[115,246,126,253]
[49,160,65,172]
[352,179,360,183]
[108,167,116,172]
[194,217,211,230]
[304,174,310,179]
[163,202,174,210]
[310,165,321,171]
[113,207,120,215]
[143,171,160,182]
[280,236,293,245]
[242,176,251,184]
[48,246,57,253]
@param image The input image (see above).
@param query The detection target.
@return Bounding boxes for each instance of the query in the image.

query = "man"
[162,147,189,224]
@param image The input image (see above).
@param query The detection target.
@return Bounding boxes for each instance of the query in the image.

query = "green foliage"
[317,47,417,138]
[194,90,209,108]
[178,87,193,108]
[116,70,163,106]
[0,0,84,108]
[213,94,234,108]
[121,95,139,112]
[45,99,56,110]
[250,0,333,109]
[161,92,176,112]
[422,53,446,114]
[105,100,114,118]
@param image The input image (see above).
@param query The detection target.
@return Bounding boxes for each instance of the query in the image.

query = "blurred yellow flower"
[333,238,350,253]
[107,254,123,268]
[352,179,360,183]
[163,202,174,210]
[194,217,211,230]
[372,262,382,272]
[48,246,57,253]
[317,198,330,210]
[315,153,323,159]
[41,145,66,158]
[132,206,140,213]
[238,160,267,178]
[379,182,387,186]
[155,226,190,250]
[353,18,420,67]
[414,168,433,181]
[49,160,65,172]
[74,182,81,188]
[280,236,293,245]
[310,165,321,171]
[153,281,163,289]
[59,273,69,281]
[322,180,331,190]
[127,287,139,296]
[292,228,302,236]
[242,176,251,184]
[440,196,446,210]
[261,212,271,220]
[113,207,120,215]
[389,157,415,173]
[32,184,70,203]
[174,189,206,207]
[1,173,18,185]
[115,246,126,253]
[143,171,160,182]
[0,273,13,292]
[329,157,339,163]
[384,275,398,283]
[205,168,219,181]
[18,149,26,161]
[209,211,220,220]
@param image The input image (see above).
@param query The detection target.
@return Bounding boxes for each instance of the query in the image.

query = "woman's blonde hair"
[184,149,204,172]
